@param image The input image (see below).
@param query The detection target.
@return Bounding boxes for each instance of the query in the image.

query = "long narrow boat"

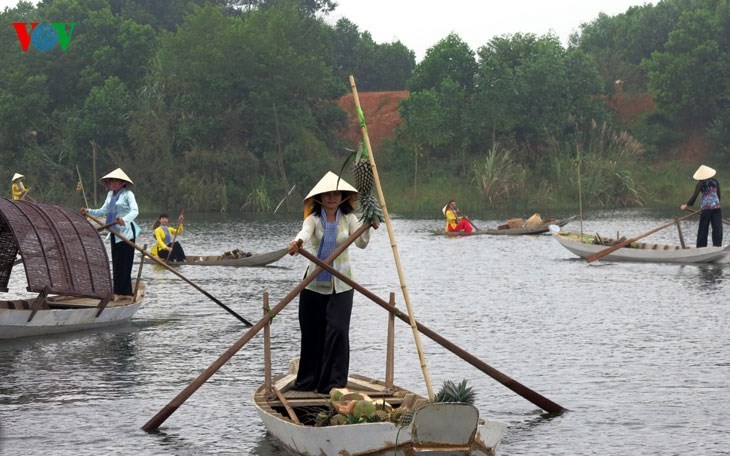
[254,371,507,455]
[550,225,730,263]
[432,215,576,236]
[173,248,288,267]
[0,198,147,339]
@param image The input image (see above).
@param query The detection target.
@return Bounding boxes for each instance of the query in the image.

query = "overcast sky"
[2,0,655,61]
[327,0,655,60]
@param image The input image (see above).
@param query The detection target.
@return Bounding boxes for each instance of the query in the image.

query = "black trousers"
[697,208,723,247]
[158,241,186,262]
[111,236,135,296]
[294,288,354,394]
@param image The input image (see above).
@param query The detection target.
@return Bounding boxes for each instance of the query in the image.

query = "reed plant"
[471,145,527,204]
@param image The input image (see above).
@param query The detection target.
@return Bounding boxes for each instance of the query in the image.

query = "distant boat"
[0,198,147,339]
[433,215,576,236]
[550,225,730,264]
[151,248,288,267]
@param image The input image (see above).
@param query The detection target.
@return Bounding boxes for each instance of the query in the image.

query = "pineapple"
[433,379,476,405]
[352,141,374,194]
[340,141,384,226]
[357,193,384,225]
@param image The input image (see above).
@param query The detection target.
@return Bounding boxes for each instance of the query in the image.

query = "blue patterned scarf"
[161,226,171,245]
[316,208,340,283]
[105,190,121,225]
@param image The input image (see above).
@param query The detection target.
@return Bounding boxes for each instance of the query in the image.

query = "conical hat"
[693,165,716,180]
[99,168,134,185]
[303,171,357,202]
[11,173,24,182]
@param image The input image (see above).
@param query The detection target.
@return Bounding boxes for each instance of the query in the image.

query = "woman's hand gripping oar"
[84,213,253,326]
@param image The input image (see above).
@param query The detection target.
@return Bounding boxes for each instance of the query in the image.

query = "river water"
[1,209,729,455]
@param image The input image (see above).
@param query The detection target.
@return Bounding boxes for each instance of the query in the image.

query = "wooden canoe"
[0,198,148,339]
[0,281,146,339]
[550,226,730,263]
[433,215,576,236]
[254,371,507,456]
[165,248,288,267]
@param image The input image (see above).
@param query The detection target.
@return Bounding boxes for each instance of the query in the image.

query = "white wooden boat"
[550,225,730,263]
[0,198,147,339]
[254,303,508,456]
[0,281,146,339]
[254,371,506,456]
[176,248,288,267]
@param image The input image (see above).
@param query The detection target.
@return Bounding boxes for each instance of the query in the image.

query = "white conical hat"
[11,173,24,182]
[99,168,134,185]
[693,165,716,180]
[303,171,357,202]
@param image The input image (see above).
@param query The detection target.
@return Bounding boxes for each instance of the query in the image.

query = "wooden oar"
[682,206,730,226]
[585,210,701,263]
[141,224,373,431]
[84,214,254,327]
[455,208,479,231]
[76,165,89,208]
[165,210,184,265]
[298,248,567,414]
[273,185,296,215]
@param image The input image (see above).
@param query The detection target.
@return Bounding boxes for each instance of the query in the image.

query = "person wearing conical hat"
[81,168,141,296]
[680,164,722,247]
[442,199,474,233]
[11,173,31,201]
[287,171,377,394]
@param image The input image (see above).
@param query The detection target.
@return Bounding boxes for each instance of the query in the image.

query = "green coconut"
[329,388,349,403]
[352,399,376,418]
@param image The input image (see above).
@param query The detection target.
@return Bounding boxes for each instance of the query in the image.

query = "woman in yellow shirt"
[443,200,474,232]
[11,173,30,200]
[151,213,186,262]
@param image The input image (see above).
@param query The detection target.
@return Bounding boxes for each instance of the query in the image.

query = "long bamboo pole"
[298,248,567,414]
[76,165,89,208]
[142,224,373,431]
[84,214,254,326]
[349,75,434,399]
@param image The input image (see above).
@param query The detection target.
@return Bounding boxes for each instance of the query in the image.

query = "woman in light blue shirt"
[82,168,141,296]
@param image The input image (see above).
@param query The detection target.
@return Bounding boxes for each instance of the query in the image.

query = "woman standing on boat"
[443,200,474,232]
[681,164,722,247]
[81,168,141,297]
[287,171,375,394]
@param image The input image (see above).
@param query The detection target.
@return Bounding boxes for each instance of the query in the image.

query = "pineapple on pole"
[348,75,434,400]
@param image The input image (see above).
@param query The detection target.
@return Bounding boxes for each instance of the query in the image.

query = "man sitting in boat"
[150,213,186,262]
[443,200,474,232]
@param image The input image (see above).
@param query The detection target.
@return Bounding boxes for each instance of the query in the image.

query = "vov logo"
[13,23,77,52]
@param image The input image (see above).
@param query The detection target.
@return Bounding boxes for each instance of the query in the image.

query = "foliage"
[472,146,526,205]
[433,379,476,404]
[644,7,728,123]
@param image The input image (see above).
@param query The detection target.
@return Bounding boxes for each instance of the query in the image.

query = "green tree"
[645,7,729,123]
[407,33,477,92]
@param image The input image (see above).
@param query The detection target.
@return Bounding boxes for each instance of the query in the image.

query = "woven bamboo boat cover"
[0,198,112,297]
